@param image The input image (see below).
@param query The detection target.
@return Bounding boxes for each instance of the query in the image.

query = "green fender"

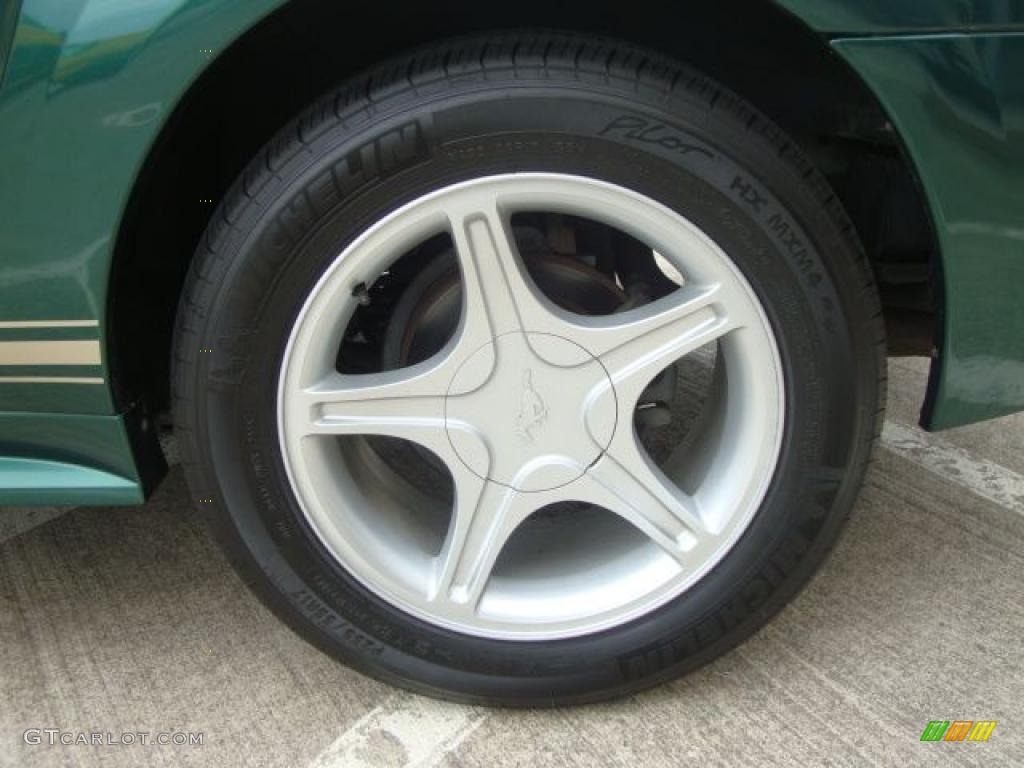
[1,0,1023,503]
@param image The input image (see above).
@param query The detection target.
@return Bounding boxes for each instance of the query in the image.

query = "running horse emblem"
[515,368,549,441]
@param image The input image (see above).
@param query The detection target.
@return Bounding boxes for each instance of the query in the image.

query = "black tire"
[172,32,885,706]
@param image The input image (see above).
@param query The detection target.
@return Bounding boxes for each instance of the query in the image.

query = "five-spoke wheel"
[278,174,784,639]
[175,34,883,704]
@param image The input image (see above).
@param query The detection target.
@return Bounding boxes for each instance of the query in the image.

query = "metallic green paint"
[0,0,1022,503]
[0,411,145,505]
[0,0,282,417]
[0,457,140,506]
[0,0,282,503]
[834,33,1024,428]
[0,1,22,85]
[776,1,1024,34]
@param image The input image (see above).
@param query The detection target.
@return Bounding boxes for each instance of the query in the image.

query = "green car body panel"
[776,0,1024,34]
[0,0,1022,504]
[833,34,1024,429]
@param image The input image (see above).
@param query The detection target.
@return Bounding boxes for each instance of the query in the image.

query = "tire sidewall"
[183,77,877,703]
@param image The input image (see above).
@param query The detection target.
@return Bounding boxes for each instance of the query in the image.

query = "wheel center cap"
[445,332,617,492]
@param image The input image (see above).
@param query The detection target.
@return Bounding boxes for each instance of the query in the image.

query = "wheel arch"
[109,0,939,422]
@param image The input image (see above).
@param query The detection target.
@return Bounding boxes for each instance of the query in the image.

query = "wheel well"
[110,0,937,415]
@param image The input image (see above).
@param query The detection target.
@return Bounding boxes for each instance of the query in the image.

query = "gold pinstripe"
[0,377,104,384]
[0,340,101,366]
[0,320,99,329]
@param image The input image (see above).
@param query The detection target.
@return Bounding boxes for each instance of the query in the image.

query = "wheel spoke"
[448,195,586,356]
[432,480,535,609]
[594,285,737,408]
[289,363,454,447]
[579,439,709,564]
[449,199,528,342]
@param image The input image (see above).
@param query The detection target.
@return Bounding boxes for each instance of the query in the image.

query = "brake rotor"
[381,246,628,369]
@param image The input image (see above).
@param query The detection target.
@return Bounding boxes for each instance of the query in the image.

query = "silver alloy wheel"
[278,173,784,641]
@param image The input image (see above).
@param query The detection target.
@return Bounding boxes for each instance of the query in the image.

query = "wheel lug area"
[444,332,617,492]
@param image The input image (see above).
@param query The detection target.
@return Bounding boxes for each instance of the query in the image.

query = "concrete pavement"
[2,358,1022,767]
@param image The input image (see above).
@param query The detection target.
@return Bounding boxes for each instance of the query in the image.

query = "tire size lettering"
[730,175,767,213]
[766,212,824,288]
[290,589,384,657]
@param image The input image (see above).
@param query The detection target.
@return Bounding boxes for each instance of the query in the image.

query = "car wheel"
[173,33,885,705]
